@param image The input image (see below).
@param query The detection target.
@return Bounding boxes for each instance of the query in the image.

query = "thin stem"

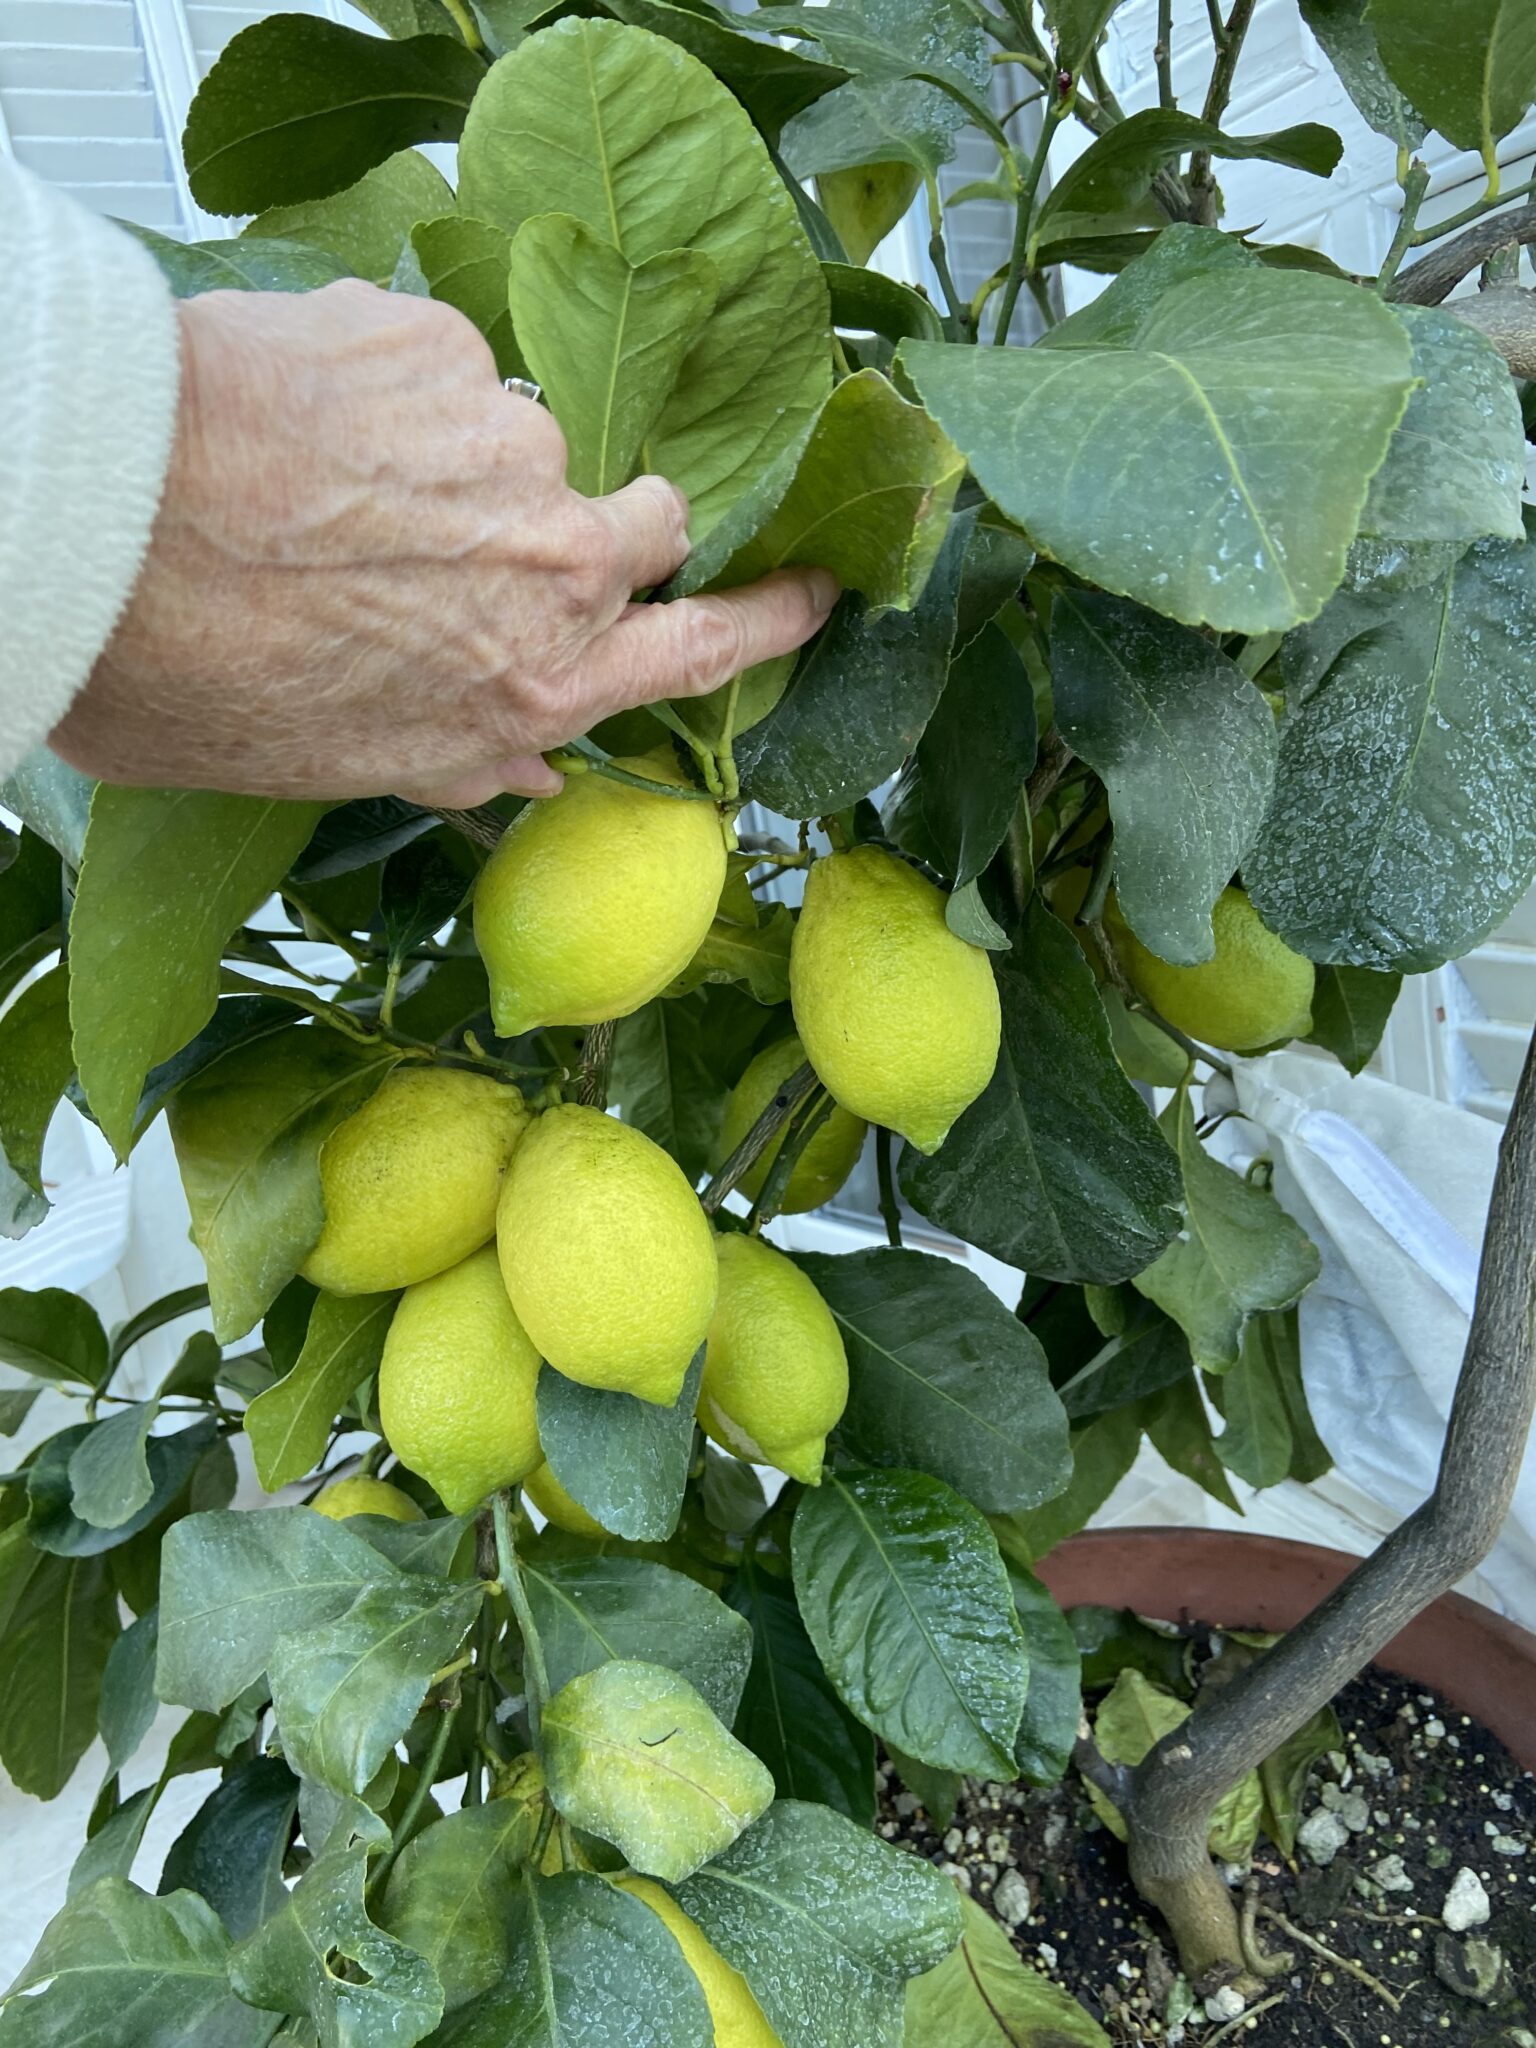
[367,1695,460,1900]
[1025,729,1074,816]
[1188,0,1257,223]
[1409,176,1536,248]
[494,1491,551,1747]
[530,1802,556,1869]
[379,959,402,1031]
[924,176,970,340]
[544,749,719,802]
[993,99,1067,343]
[438,0,486,53]
[749,1089,835,1230]
[1392,199,1536,304]
[1375,159,1431,293]
[876,1127,903,1248]
[699,1061,817,1215]
[1155,0,1174,108]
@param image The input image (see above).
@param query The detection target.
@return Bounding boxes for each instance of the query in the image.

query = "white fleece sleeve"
[0,162,182,779]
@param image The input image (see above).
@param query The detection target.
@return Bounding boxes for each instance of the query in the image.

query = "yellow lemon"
[713,1035,867,1214]
[497,1105,716,1406]
[310,1476,423,1523]
[301,1067,527,1295]
[379,1247,542,1513]
[790,846,1000,1154]
[617,1877,782,2046]
[523,1460,607,1539]
[473,752,727,1036]
[699,1233,848,1486]
[1110,886,1315,1052]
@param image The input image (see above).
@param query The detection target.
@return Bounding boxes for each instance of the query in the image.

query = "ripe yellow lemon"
[301,1067,527,1295]
[310,1476,423,1523]
[617,1876,782,2046]
[472,753,727,1037]
[379,1246,542,1513]
[713,1035,867,1214]
[523,1460,607,1539]
[1110,886,1315,1052]
[498,1105,716,1406]
[790,847,1000,1154]
[699,1233,847,1485]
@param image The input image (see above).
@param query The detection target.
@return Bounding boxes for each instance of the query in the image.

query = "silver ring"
[504,376,543,403]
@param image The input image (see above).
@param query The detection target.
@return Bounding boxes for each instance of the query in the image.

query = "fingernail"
[806,568,840,614]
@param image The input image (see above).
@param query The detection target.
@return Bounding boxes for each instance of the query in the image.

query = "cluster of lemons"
[301,751,1001,1528]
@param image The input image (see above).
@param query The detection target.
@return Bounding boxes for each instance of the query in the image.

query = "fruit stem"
[493,1490,552,1748]
[749,1088,835,1230]
[699,1061,818,1216]
[875,1127,904,1248]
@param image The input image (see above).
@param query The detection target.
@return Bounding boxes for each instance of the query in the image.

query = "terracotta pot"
[1036,1527,1536,1772]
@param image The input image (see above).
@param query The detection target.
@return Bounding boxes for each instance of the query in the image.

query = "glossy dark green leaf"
[157,1507,401,1711]
[246,1291,396,1493]
[793,1246,1070,1514]
[1246,528,1536,971]
[1069,1604,1189,1695]
[900,899,1181,1284]
[1051,591,1277,965]
[604,0,846,136]
[379,835,471,967]
[728,1563,876,1823]
[159,1756,301,1938]
[609,992,733,1184]
[901,244,1415,633]
[98,1607,161,1775]
[288,798,435,884]
[525,1551,752,1725]
[29,1419,217,1558]
[109,1286,213,1374]
[1300,0,1425,148]
[185,15,484,214]
[904,1893,1108,2046]
[229,1841,443,2047]
[435,1868,714,2046]
[1366,0,1536,154]
[793,1467,1027,1778]
[0,1287,106,1386]
[168,1024,397,1340]
[1134,1086,1320,1373]
[0,1550,119,1798]
[1143,1373,1242,1512]
[377,1791,545,2011]
[990,1403,1145,1567]
[0,1878,275,2048]
[268,1576,482,1796]
[0,963,72,1202]
[1055,1298,1193,1421]
[0,826,63,991]
[735,508,969,817]
[246,147,452,285]
[673,1799,963,2048]
[1008,1565,1082,1787]
[1308,964,1402,1074]
[536,1349,703,1543]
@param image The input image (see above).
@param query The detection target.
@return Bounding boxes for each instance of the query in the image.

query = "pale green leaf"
[246,148,453,284]
[246,1291,396,1493]
[99,1608,160,1775]
[378,1791,545,2011]
[1087,1669,1262,1861]
[405,215,523,379]
[905,1894,1108,2045]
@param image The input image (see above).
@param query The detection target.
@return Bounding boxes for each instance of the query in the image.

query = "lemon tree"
[4,0,1536,2037]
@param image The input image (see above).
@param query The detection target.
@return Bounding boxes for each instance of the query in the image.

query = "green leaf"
[67,1401,158,1529]
[112,1286,214,1374]
[354,1510,475,1579]
[900,900,1181,1285]
[1,755,91,868]
[0,963,72,1202]
[0,1551,119,1798]
[1070,1604,1189,1694]
[246,1291,396,1493]
[268,1576,482,1796]
[1258,1701,1343,1857]
[1360,307,1526,553]
[888,624,1037,892]
[70,1787,162,1899]
[793,1466,1027,1778]
[511,218,720,498]
[1300,0,1425,149]
[825,260,943,345]
[458,17,830,539]
[0,1879,273,2048]
[157,1507,401,1711]
[229,1842,444,2048]
[185,16,484,214]
[905,1893,1109,2045]
[168,1024,397,1340]
[1050,591,1278,965]
[671,902,795,1004]
[1057,1298,1194,1421]
[1042,0,1128,65]
[728,1562,876,1824]
[818,161,922,267]
[673,1799,963,2048]
[542,1658,774,1880]
[608,991,733,1183]
[159,1756,302,1938]
[0,1287,105,1386]
[1308,963,1400,1075]
[1034,109,1340,257]
[1143,1373,1243,1512]
[1008,1566,1082,1787]
[29,1419,217,1558]
[1366,0,1536,153]
[536,1348,703,1542]
[125,222,354,297]
[434,1867,714,2047]
[792,1246,1070,1515]
[900,246,1415,633]
[70,786,327,1158]
[246,147,453,285]
[525,1552,753,1725]
[1213,1312,1299,1488]
[735,507,969,816]
[1134,1086,1319,1374]
[99,1608,160,1774]
[1245,529,1536,971]
[602,0,848,138]
[1087,1669,1263,1861]
[991,1402,1144,1566]
[784,77,963,207]
[407,216,524,380]
[1099,987,1192,1087]
[378,1791,545,2011]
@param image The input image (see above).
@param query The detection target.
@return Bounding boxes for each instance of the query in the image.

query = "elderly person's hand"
[51,279,836,805]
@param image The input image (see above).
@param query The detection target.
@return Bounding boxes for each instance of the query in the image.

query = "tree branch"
[699,1061,817,1216]
[1441,285,1536,378]
[1389,202,1536,305]
[1188,0,1257,224]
